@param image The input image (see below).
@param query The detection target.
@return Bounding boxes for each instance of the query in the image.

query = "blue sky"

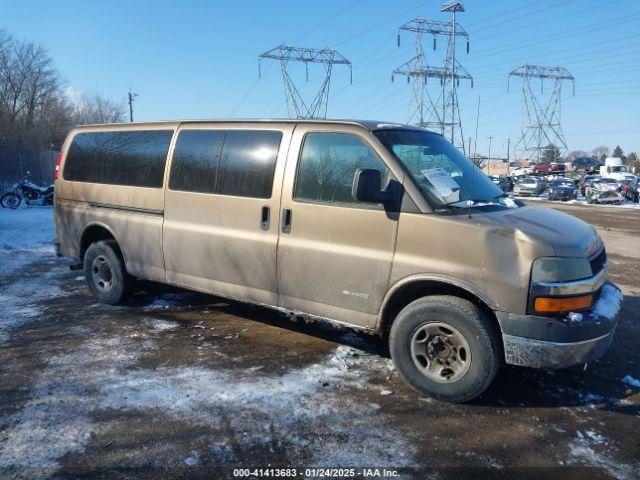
[3,0,639,157]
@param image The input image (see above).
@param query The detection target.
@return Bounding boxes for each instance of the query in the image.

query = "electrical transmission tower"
[508,64,575,160]
[259,44,352,119]
[393,1,472,153]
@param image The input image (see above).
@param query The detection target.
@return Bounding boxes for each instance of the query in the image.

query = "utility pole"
[128,88,138,123]
[487,136,493,176]
[506,137,511,176]
[259,45,352,119]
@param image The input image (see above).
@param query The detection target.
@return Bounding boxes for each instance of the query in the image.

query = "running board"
[69,263,83,271]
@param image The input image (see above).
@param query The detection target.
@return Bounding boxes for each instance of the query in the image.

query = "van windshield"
[374,129,503,209]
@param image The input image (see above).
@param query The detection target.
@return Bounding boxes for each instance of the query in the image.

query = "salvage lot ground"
[0,203,639,479]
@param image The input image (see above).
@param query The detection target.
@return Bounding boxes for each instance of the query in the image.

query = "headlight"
[531,257,592,283]
[530,257,596,314]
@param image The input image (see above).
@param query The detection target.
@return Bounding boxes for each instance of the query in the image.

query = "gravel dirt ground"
[0,202,639,480]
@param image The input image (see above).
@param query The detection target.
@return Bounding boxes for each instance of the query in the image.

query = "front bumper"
[496,282,622,369]
[592,191,623,203]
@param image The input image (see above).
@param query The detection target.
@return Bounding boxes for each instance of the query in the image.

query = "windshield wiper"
[437,193,509,211]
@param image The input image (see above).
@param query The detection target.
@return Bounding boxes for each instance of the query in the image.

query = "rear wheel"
[83,240,132,305]
[389,295,500,403]
[1,193,21,209]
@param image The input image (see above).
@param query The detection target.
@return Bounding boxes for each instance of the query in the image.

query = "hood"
[478,205,601,258]
[595,183,618,191]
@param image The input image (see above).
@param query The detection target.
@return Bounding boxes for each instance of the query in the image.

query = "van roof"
[74,118,435,133]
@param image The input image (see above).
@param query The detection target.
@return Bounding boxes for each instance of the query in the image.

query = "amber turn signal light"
[534,294,593,313]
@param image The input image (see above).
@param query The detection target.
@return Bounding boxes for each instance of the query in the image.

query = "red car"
[532,161,565,174]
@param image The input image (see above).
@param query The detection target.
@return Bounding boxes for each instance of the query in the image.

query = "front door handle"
[260,206,270,230]
[282,208,292,233]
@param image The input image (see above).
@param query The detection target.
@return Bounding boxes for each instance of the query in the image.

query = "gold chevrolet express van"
[54,120,622,402]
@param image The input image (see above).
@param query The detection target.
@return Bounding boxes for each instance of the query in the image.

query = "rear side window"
[169,129,282,199]
[169,130,226,193]
[217,131,282,198]
[294,132,388,205]
[63,130,173,187]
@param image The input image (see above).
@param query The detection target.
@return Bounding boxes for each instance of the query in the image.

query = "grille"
[590,248,607,275]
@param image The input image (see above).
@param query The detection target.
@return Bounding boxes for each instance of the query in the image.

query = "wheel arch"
[378,275,503,345]
[79,222,126,263]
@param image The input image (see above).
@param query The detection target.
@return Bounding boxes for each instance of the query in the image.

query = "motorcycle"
[1,172,54,209]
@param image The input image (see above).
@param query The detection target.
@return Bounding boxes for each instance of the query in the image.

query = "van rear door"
[162,123,293,305]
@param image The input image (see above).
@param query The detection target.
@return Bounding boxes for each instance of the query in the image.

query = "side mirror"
[352,168,391,204]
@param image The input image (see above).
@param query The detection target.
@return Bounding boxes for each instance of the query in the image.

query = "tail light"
[54,151,63,181]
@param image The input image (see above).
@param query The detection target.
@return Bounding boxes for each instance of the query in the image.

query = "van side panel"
[162,123,293,305]
[55,123,178,282]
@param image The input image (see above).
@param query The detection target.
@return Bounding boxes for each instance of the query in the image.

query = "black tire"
[83,240,132,305]
[1,192,22,209]
[389,295,500,403]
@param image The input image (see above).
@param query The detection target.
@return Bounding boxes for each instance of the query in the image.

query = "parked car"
[548,178,578,201]
[618,175,638,202]
[626,178,640,203]
[585,178,623,204]
[532,162,550,174]
[54,119,621,403]
[580,175,601,196]
[512,166,533,177]
[571,156,603,173]
[513,176,544,196]
[533,161,565,174]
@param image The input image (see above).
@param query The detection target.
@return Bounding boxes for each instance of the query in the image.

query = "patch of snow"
[622,375,640,388]
[184,456,198,466]
[568,430,637,480]
[455,451,504,470]
[143,294,191,311]
[143,318,181,332]
[580,392,605,404]
[0,333,416,473]
[583,431,607,445]
[593,283,623,320]
[0,208,71,344]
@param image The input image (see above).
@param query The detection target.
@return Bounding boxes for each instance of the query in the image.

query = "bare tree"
[0,30,65,146]
[69,92,126,126]
[591,145,610,160]
[566,150,589,161]
[0,29,124,149]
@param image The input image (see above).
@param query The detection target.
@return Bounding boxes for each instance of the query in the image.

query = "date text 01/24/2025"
[232,468,400,478]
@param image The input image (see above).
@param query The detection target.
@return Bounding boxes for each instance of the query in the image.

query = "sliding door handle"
[260,206,270,230]
[282,208,292,233]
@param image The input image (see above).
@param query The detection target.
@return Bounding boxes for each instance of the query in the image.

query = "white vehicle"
[599,157,628,182]
[585,178,623,204]
[512,166,533,177]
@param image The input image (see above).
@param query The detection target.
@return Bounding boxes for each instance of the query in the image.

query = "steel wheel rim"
[91,256,113,292]
[410,322,471,384]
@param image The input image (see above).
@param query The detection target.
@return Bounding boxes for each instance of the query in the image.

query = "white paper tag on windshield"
[421,168,459,198]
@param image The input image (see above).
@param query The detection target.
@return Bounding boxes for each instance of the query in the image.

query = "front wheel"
[83,240,133,305]
[389,295,500,403]
[0,192,22,209]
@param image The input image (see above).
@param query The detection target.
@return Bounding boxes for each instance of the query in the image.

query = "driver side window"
[294,132,389,206]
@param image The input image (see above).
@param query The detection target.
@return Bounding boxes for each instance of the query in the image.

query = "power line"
[293,0,365,41]
[333,0,437,47]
